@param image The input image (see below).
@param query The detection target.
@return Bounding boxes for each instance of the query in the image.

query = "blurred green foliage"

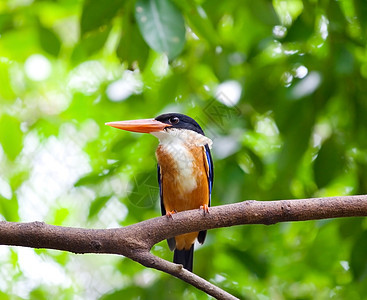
[0,0,367,299]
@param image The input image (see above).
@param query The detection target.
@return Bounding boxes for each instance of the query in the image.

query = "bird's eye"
[169,117,179,124]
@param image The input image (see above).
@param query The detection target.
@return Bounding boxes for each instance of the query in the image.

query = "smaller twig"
[134,252,239,300]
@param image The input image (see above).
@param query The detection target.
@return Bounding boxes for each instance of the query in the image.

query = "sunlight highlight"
[106,70,143,102]
[215,80,242,106]
[24,54,51,81]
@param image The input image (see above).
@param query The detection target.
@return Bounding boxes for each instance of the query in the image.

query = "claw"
[165,210,177,219]
[200,204,209,215]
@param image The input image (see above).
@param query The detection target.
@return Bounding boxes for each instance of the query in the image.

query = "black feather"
[173,245,194,272]
[197,230,207,244]
[155,113,205,135]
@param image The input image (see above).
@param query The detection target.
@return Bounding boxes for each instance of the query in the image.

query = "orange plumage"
[156,145,210,250]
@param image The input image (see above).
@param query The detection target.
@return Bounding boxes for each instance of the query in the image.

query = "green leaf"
[32,118,60,139]
[135,0,186,59]
[80,0,123,35]
[53,207,69,225]
[71,26,111,63]
[117,11,149,68]
[248,0,279,26]
[0,13,13,33]
[313,135,346,188]
[228,248,268,279]
[306,223,340,271]
[0,114,23,161]
[350,231,367,280]
[9,170,29,191]
[273,99,315,197]
[284,15,314,42]
[0,291,10,300]
[0,60,16,101]
[339,217,364,239]
[74,171,109,187]
[38,24,61,57]
[88,196,111,219]
[29,287,49,300]
[0,195,19,222]
[171,1,219,45]
[74,162,122,187]
[354,0,367,38]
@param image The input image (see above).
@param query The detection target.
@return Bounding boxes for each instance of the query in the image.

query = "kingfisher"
[106,113,213,272]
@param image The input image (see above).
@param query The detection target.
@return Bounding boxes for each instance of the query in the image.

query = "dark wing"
[157,164,165,216]
[205,144,214,206]
[157,163,176,251]
[197,144,214,244]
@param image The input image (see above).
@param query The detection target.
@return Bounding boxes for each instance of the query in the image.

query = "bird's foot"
[200,204,209,215]
[165,210,177,219]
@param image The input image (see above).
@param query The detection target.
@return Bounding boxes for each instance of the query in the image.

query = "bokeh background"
[1,0,367,299]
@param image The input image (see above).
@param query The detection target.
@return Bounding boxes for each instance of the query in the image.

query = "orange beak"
[105,118,170,133]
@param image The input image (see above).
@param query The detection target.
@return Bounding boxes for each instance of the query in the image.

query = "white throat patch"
[151,128,212,148]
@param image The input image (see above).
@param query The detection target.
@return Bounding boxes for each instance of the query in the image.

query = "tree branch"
[1,195,367,299]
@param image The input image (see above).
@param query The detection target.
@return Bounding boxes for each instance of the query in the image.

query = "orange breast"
[156,144,209,250]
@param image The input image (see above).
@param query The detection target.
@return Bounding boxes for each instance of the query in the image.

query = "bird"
[106,113,213,272]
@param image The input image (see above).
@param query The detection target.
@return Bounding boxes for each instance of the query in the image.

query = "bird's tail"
[173,245,194,272]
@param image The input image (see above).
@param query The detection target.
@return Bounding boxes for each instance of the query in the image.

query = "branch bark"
[1,195,367,299]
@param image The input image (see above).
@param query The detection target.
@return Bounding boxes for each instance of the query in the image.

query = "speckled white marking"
[152,129,212,193]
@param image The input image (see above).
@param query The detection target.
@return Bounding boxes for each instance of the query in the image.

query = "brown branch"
[1,195,367,299]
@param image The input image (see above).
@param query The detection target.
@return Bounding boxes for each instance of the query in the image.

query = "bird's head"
[106,113,203,134]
